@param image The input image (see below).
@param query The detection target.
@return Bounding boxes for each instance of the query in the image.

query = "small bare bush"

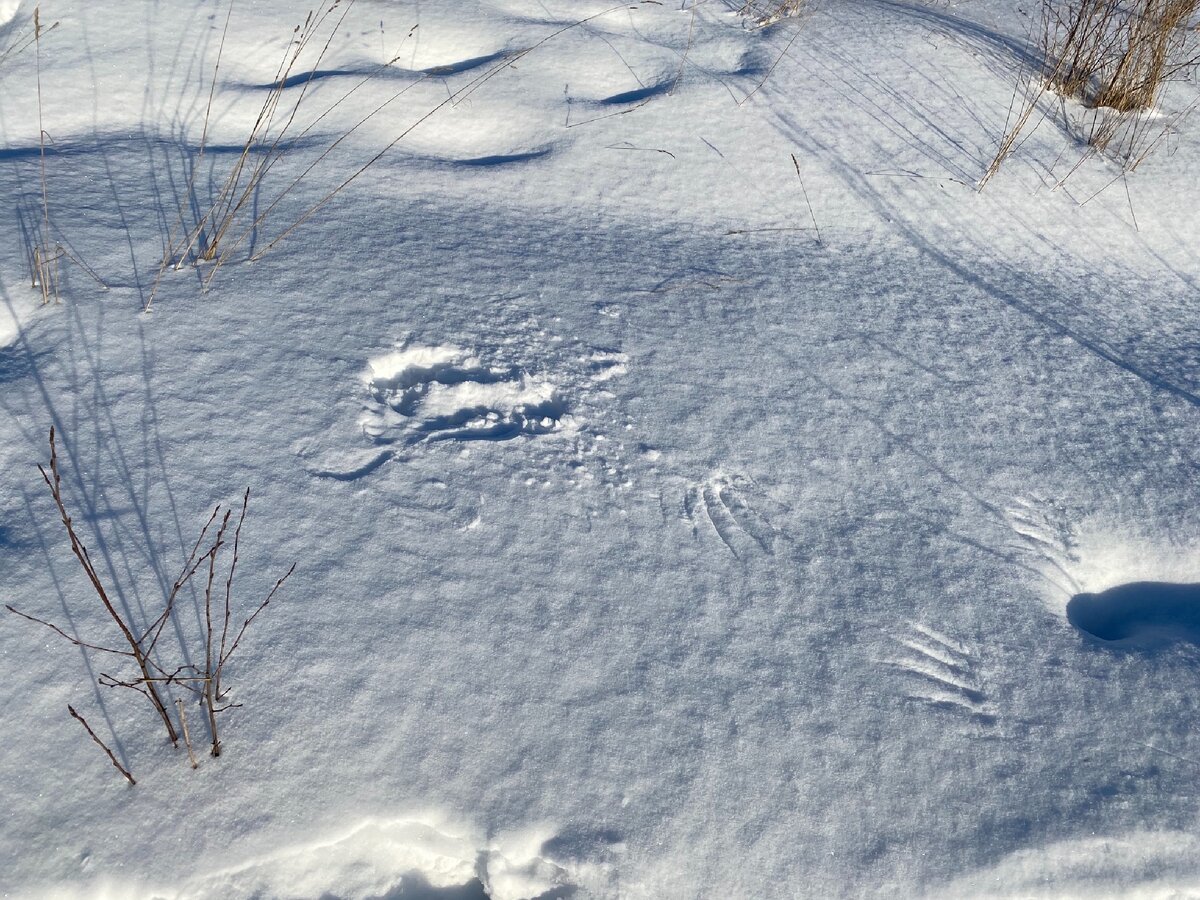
[6,428,294,783]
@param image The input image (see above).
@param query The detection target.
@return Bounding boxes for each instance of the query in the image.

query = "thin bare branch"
[217,562,296,676]
[68,705,136,785]
[38,428,179,745]
[5,605,132,656]
[217,489,249,698]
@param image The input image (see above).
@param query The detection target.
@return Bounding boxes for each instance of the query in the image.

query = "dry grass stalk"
[23,9,104,300]
[0,13,57,70]
[68,705,136,785]
[32,7,61,304]
[791,152,822,244]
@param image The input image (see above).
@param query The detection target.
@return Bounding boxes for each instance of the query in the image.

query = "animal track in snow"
[362,344,570,445]
[683,473,782,560]
[884,623,994,721]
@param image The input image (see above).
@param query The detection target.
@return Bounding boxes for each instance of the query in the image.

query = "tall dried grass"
[982,0,1200,184]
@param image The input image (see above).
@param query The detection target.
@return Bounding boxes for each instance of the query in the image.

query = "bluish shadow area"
[1067,582,1200,645]
[600,81,672,105]
[455,149,553,168]
[366,873,573,900]
[237,50,511,90]
[369,874,489,900]
[0,145,65,161]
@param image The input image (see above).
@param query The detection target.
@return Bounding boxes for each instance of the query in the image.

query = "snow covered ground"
[3,0,1200,897]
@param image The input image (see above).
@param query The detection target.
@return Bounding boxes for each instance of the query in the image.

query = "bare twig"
[36,428,179,745]
[140,505,223,655]
[216,562,297,680]
[68,705,136,785]
[5,604,131,656]
[201,509,233,757]
[217,489,249,700]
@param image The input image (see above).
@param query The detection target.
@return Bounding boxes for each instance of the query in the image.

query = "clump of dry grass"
[157,0,370,296]
[1047,0,1200,111]
[151,1,654,304]
[738,0,808,26]
[982,0,1200,184]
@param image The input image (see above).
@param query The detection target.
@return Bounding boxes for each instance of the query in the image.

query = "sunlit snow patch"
[0,291,40,349]
[165,817,577,900]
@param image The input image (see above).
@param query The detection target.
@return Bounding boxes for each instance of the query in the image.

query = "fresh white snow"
[3,0,1200,897]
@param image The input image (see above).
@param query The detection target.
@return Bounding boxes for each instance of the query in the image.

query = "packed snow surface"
[3,0,1200,897]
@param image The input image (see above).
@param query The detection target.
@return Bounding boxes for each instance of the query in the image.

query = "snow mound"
[181,818,485,899]
[35,819,585,900]
[400,98,559,167]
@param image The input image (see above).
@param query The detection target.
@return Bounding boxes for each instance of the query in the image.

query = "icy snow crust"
[3,0,1200,897]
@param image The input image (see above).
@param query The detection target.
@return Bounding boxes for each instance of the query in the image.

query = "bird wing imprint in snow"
[683,473,785,560]
[884,623,995,721]
[305,341,629,482]
[363,344,569,445]
[1004,496,1081,599]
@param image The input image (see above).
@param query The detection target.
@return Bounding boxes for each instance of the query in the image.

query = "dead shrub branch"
[6,428,295,781]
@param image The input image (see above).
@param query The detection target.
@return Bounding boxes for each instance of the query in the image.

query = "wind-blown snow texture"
[3,0,1200,897]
